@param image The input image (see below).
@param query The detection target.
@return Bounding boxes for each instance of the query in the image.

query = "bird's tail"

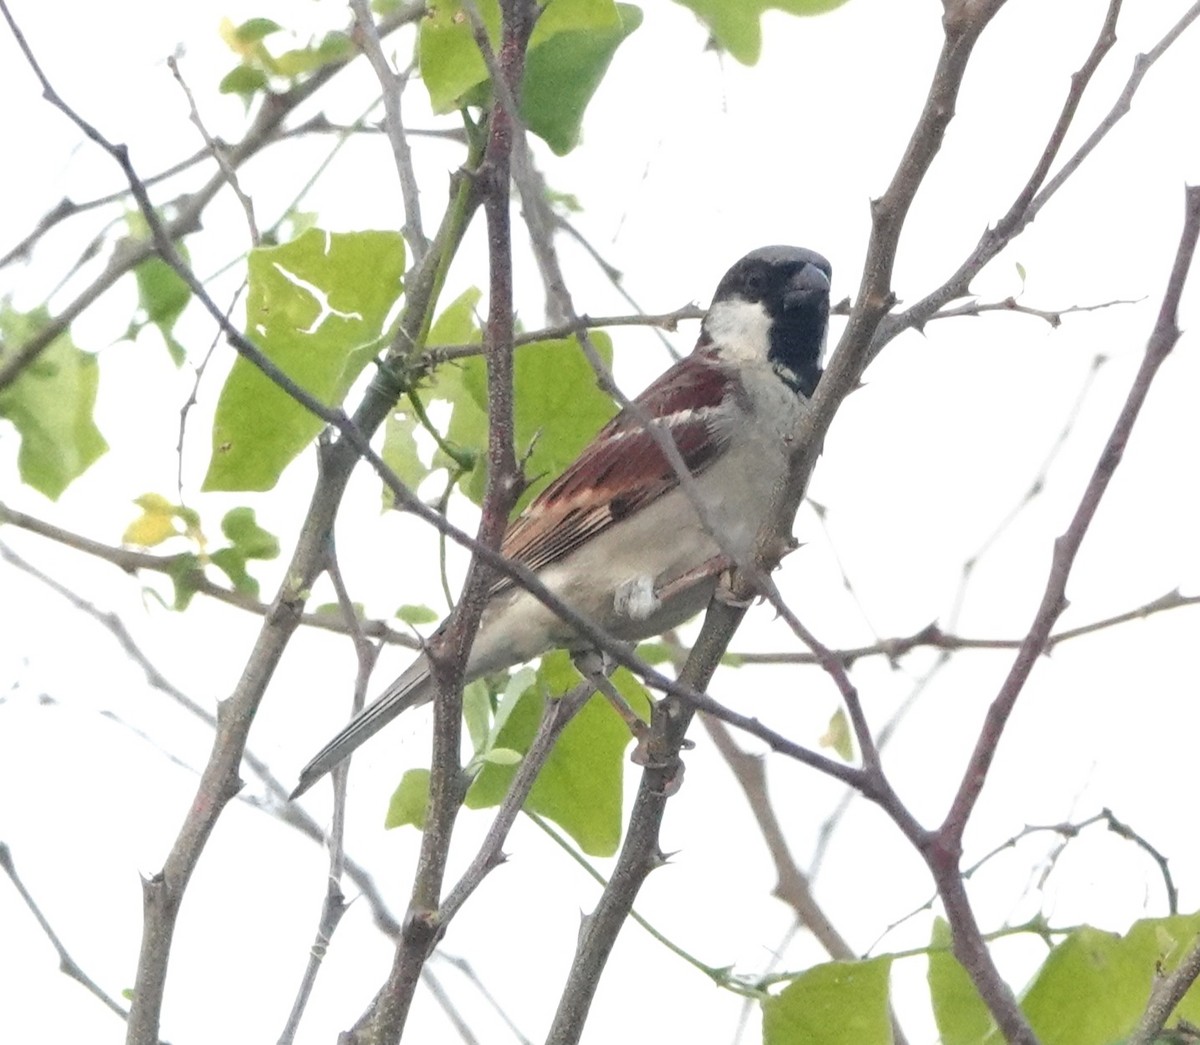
[290,656,432,799]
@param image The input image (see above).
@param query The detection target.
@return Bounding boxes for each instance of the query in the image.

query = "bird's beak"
[784,265,831,309]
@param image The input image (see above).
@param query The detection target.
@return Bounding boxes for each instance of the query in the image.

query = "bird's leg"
[653,553,736,604]
[571,648,650,743]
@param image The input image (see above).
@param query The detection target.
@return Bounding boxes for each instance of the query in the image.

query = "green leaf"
[634,641,674,666]
[384,768,431,830]
[164,552,204,611]
[929,913,1200,1045]
[1014,914,1200,1045]
[395,603,440,625]
[418,0,495,114]
[673,0,850,65]
[221,506,280,560]
[465,651,649,855]
[928,917,995,1045]
[274,33,354,77]
[313,600,365,619]
[440,331,618,508]
[380,404,426,506]
[383,286,483,504]
[219,65,269,97]
[478,747,522,766]
[819,707,853,761]
[203,228,405,491]
[418,0,636,153]
[210,546,258,597]
[0,305,107,499]
[132,255,191,365]
[762,957,893,1045]
[203,507,279,598]
[522,4,643,155]
[462,678,494,754]
[233,17,283,43]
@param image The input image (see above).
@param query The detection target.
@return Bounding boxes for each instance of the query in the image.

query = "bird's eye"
[743,269,766,298]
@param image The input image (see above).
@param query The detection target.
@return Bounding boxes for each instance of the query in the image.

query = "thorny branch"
[1128,935,1200,1045]
[350,1,536,1040]
[2,0,1197,1039]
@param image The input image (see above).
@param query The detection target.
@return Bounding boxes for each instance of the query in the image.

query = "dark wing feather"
[494,349,734,590]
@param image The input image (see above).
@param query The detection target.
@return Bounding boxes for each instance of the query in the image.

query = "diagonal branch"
[925,182,1200,1045]
[938,184,1200,847]
[0,0,426,392]
[0,842,134,1027]
[883,0,1199,344]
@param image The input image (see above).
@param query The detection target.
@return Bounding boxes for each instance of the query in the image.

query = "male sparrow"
[291,245,832,799]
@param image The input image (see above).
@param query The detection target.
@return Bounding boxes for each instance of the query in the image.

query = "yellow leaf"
[123,493,180,547]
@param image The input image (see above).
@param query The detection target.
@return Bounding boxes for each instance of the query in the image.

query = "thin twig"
[428,304,705,362]
[929,294,1141,327]
[167,54,259,245]
[349,0,428,262]
[938,184,1200,847]
[726,589,1200,666]
[0,842,133,1025]
[0,503,419,648]
[884,0,1198,344]
[0,538,406,942]
[177,284,244,502]
[279,534,381,1043]
[699,716,855,960]
[438,680,593,924]
[926,183,1200,1045]
[0,0,427,392]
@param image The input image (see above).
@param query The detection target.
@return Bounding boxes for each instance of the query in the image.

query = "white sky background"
[1,1,1199,1043]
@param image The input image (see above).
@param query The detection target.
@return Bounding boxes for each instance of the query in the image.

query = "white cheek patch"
[704,298,772,363]
[614,574,661,621]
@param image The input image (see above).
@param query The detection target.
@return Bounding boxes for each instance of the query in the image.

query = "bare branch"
[885,0,1199,342]
[546,595,749,1045]
[349,0,428,262]
[167,54,259,245]
[279,536,381,1043]
[916,183,1200,1045]
[727,589,1200,666]
[1028,2,1200,227]
[428,304,706,362]
[929,294,1141,327]
[438,681,593,925]
[0,504,419,648]
[0,842,133,1026]
[699,716,855,961]
[939,184,1200,846]
[0,538,406,942]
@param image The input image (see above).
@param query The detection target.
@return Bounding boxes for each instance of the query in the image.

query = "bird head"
[701,245,832,397]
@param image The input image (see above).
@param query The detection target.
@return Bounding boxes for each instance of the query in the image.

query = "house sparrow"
[291,245,832,799]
